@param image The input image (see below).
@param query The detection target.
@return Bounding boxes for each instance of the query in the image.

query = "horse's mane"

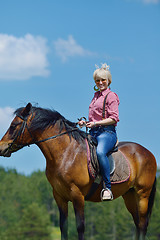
[15,106,87,143]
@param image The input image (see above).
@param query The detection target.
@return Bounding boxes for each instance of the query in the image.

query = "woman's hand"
[86,121,96,128]
[78,120,86,128]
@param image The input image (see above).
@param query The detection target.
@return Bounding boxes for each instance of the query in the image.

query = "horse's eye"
[9,125,16,135]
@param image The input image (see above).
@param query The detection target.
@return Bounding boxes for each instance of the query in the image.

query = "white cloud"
[0,34,49,80]
[53,35,94,62]
[0,107,14,135]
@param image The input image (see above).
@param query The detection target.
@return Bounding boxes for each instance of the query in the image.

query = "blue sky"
[0,0,159,175]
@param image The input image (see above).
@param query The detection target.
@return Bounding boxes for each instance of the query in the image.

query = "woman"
[79,63,119,201]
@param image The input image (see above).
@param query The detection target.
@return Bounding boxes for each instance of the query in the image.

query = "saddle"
[86,135,130,181]
[85,136,130,200]
[87,135,118,178]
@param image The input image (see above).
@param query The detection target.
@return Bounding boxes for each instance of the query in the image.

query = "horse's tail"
[147,177,156,219]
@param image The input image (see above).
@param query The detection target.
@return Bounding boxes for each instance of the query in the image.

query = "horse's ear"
[21,103,32,118]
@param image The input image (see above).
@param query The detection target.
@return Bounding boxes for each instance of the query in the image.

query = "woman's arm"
[86,118,116,128]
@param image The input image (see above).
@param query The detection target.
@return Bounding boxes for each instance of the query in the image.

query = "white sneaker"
[101,188,113,201]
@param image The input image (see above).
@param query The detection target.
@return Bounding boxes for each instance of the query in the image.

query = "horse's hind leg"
[136,177,156,239]
[136,189,152,240]
[122,188,140,240]
[123,187,153,240]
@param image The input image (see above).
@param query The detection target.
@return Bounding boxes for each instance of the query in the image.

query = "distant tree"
[29,171,59,226]
[17,202,52,240]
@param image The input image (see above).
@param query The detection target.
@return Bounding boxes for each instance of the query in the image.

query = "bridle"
[7,113,79,153]
[8,113,34,152]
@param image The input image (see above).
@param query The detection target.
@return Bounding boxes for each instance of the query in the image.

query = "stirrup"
[100,188,113,201]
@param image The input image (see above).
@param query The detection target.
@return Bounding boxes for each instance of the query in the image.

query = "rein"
[8,113,79,152]
[34,128,79,144]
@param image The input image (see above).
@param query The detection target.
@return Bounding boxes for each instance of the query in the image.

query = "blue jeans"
[89,126,117,190]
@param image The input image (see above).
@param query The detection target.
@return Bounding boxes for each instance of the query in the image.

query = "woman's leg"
[96,131,117,190]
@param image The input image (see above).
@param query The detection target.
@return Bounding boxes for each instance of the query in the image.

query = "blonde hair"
[93,63,112,86]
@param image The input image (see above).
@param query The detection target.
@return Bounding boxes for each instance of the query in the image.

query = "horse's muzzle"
[0,142,12,157]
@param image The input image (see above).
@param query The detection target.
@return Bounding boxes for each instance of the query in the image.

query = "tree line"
[0,166,159,240]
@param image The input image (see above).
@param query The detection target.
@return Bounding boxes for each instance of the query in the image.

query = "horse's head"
[0,103,33,157]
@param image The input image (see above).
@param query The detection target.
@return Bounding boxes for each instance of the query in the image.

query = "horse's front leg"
[72,188,85,240]
[59,204,68,240]
[53,192,68,240]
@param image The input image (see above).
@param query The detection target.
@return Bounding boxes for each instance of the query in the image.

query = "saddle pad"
[110,150,130,184]
[85,139,130,184]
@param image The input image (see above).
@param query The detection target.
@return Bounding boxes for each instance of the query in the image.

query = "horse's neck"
[35,126,72,165]
[34,126,89,188]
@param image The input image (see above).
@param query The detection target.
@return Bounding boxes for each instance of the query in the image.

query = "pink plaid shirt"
[89,88,120,125]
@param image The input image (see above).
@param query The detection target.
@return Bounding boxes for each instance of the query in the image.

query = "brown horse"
[0,103,157,240]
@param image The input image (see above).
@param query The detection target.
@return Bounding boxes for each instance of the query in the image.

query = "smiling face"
[95,77,109,91]
[93,66,112,92]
